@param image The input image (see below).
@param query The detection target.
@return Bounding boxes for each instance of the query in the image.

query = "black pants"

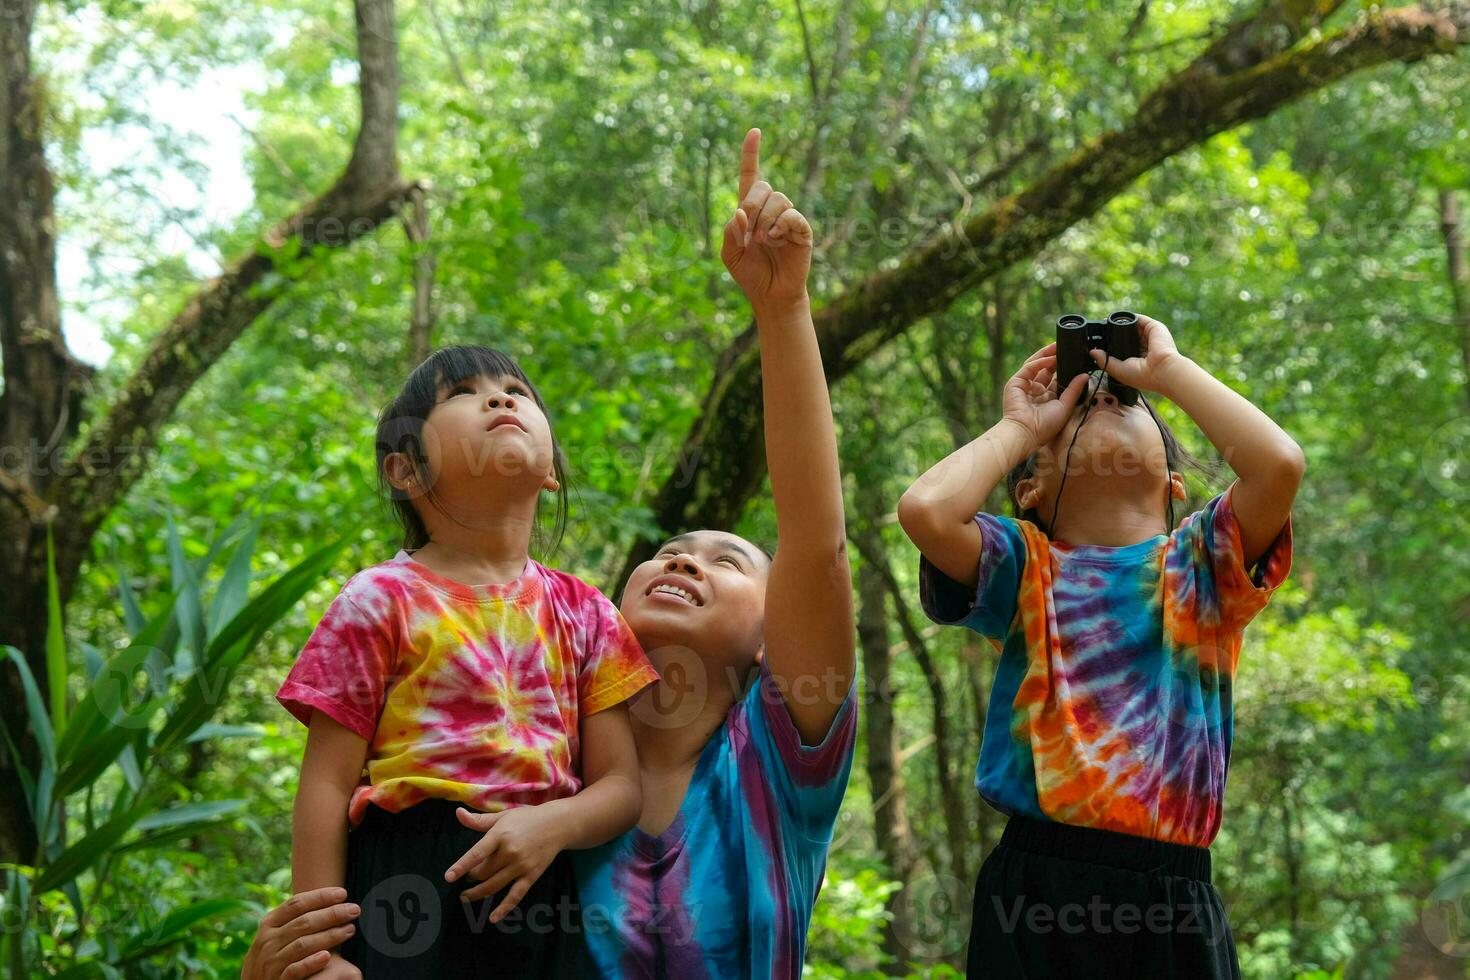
[967,815,1241,979]
[341,799,592,978]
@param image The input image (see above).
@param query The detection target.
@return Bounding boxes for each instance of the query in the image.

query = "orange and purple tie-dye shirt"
[277,550,659,827]
[919,481,1293,847]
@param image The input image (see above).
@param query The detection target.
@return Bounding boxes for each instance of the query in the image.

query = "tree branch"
[616,2,1470,585]
[49,0,418,550]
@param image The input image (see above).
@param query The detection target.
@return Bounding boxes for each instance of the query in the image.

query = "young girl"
[277,346,659,978]
[898,317,1300,979]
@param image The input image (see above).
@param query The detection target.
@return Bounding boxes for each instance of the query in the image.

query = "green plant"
[0,511,355,975]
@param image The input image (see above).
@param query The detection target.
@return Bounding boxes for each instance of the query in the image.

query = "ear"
[383,452,421,498]
[754,645,764,667]
[1168,471,1186,500]
[542,473,561,493]
[1013,475,1041,512]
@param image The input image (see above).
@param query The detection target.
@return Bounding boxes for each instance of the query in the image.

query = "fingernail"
[346,904,360,915]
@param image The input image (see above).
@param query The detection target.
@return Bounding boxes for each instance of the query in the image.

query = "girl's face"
[620,530,768,676]
[1018,379,1172,511]
[418,372,559,496]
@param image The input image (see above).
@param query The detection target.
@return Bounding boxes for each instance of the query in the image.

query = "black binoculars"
[1055,310,1142,407]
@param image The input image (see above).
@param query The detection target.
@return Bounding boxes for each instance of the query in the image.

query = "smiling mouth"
[648,584,702,606]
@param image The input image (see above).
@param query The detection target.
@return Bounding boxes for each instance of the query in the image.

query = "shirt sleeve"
[917,511,1028,642]
[275,584,396,742]
[577,589,660,716]
[1179,481,1294,634]
[738,654,858,841]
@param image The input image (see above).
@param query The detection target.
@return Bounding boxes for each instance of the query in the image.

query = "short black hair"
[375,345,570,557]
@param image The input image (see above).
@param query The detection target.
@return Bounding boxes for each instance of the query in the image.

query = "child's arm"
[898,343,1090,588]
[290,711,369,894]
[444,702,641,923]
[720,127,854,745]
[288,712,369,977]
[1092,314,1304,568]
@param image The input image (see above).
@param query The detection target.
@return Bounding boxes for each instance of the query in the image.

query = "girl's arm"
[445,703,641,922]
[1095,315,1305,569]
[721,127,854,745]
[291,711,369,894]
[898,343,1090,588]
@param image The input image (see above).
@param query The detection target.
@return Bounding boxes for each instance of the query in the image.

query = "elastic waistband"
[355,798,487,836]
[998,815,1212,882]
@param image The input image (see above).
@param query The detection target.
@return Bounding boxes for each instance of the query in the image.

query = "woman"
[243,127,858,980]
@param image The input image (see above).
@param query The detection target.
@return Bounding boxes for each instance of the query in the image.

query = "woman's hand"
[1087,313,1187,395]
[721,127,812,316]
[1002,342,1092,445]
[241,887,361,980]
[444,804,568,924]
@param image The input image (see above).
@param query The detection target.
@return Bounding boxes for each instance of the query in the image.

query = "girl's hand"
[1087,313,1186,395]
[444,804,567,924]
[1002,343,1093,445]
[721,127,812,315]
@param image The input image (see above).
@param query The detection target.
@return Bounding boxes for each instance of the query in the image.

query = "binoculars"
[1055,310,1142,407]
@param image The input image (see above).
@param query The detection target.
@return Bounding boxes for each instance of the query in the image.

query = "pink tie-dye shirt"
[277,549,660,826]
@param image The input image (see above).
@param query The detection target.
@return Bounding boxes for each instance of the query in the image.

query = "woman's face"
[418,372,559,495]
[620,530,768,674]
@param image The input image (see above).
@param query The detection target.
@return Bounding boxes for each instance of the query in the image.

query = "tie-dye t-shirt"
[277,550,659,827]
[570,655,858,979]
[919,481,1292,847]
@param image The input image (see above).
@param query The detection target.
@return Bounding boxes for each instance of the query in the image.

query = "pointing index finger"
[739,128,761,201]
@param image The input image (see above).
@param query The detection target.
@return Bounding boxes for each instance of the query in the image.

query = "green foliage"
[0,515,355,975]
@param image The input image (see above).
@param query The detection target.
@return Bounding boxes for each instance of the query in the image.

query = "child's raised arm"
[1088,314,1304,568]
[720,127,854,746]
[898,343,1090,589]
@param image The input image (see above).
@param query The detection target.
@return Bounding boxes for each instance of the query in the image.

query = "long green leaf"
[44,527,68,734]
[2,647,55,771]
[33,796,151,893]
[108,532,145,636]
[205,513,260,639]
[132,799,247,834]
[116,899,246,963]
[165,512,206,681]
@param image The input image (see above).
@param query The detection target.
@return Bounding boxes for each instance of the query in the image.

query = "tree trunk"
[854,528,920,973]
[1438,189,1470,414]
[0,0,415,863]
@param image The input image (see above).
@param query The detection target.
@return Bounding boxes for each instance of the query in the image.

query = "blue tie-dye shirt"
[570,656,858,979]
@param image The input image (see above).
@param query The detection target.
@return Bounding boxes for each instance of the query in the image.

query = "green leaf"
[116,899,246,964]
[34,796,151,893]
[205,512,260,639]
[109,532,145,636]
[45,526,68,734]
[165,512,206,681]
[131,799,247,834]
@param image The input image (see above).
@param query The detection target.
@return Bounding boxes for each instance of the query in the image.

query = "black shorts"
[340,798,592,978]
[967,815,1241,979]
